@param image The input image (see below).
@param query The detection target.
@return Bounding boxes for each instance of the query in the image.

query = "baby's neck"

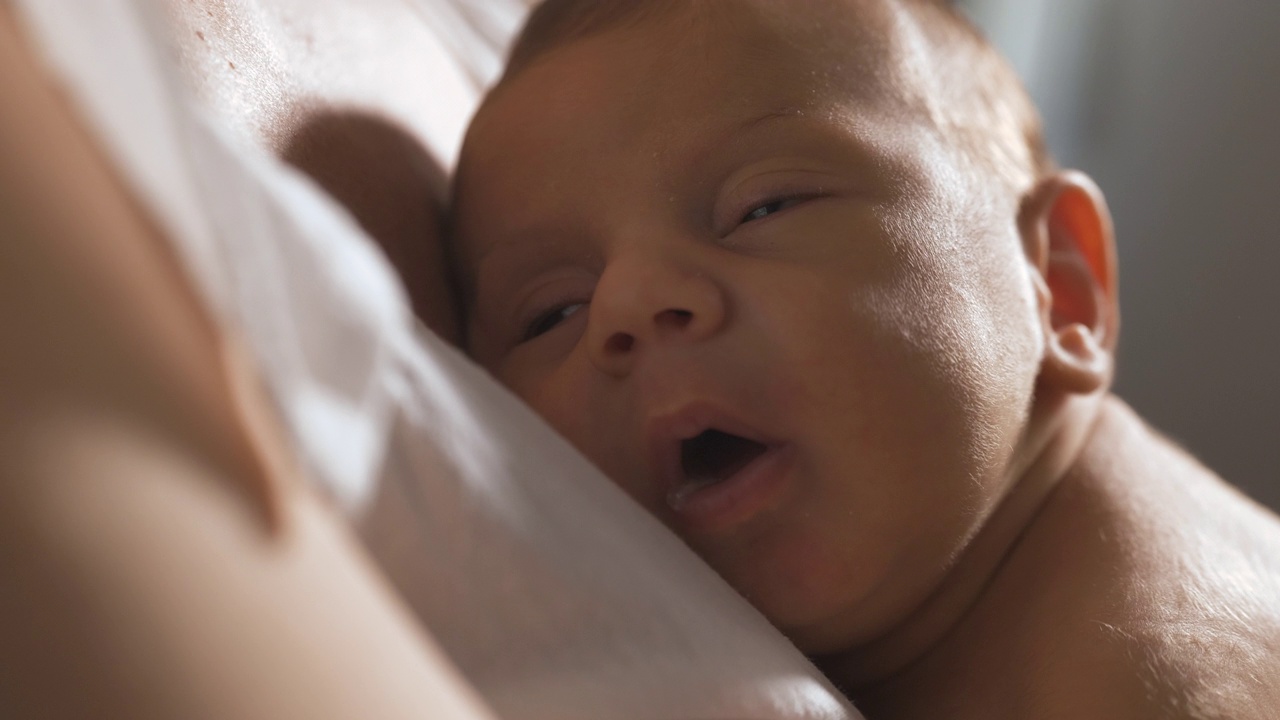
[823,396,1280,718]
[816,392,1110,704]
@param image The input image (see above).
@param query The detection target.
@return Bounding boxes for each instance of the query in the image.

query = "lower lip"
[666,444,797,534]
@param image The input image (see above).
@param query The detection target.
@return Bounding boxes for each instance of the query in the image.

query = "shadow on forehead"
[505,1,719,83]
[506,0,966,79]
[498,0,1049,190]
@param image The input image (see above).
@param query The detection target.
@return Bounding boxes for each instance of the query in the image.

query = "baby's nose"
[585,257,727,378]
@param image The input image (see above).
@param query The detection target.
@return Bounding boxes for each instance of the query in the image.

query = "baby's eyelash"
[522,302,585,342]
[741,198,797,224]
[735,193,816,228]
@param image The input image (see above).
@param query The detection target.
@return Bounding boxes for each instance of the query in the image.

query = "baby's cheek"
[892,245,1037,436]
[515,362,638,489]
[516,370,586,441]
[833,263,1035,542]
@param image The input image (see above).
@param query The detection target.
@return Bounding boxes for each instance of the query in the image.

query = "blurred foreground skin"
[452,0,1280,716]
[0,6,494,719]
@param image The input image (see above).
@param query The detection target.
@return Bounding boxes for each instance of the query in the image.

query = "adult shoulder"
[0,6,493,717]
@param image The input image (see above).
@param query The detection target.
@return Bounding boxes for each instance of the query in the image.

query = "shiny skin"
[453,1,1280,716]
[457,0,1042,652]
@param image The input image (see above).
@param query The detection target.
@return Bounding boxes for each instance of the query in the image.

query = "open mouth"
[647,403,792,523]
[679,428,769,492]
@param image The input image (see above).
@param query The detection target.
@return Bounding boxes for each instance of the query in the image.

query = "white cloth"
[9,1,860,717]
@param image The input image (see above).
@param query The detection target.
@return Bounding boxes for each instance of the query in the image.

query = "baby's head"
[452,0,1117,658]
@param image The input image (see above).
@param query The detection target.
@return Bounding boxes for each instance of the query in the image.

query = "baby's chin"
[692,520,906,655]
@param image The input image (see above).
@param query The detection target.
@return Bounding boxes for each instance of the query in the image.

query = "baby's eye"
[740,197,802,225]
[523,302,586,342]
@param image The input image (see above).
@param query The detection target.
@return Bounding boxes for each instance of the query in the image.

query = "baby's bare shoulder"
[1052,398,1280,717]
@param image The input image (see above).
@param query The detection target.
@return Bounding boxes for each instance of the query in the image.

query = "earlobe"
[1043,320,1110,394]
[1019,171,1119,395]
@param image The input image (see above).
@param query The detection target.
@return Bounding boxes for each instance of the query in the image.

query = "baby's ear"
[1018,171,1118,395]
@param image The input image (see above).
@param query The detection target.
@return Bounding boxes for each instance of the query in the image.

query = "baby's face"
[454,0,1046,652]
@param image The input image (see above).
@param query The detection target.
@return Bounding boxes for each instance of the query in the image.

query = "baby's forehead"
[638,0,936,106]
[505,0,933,78]
[464,0,938,174]
[453,0,1038,269]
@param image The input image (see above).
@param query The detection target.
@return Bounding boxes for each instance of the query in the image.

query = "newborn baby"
[449,0,1280,716]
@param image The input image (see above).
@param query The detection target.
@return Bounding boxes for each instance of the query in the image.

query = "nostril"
[656,309,693,329]
[605,332,635,355]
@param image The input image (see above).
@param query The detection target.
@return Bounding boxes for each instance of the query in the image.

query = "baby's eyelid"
[718,173,831,233]
[505,269,597,345]
[725,192,816,233]
[740,196,803,224]
[521,300,586,342]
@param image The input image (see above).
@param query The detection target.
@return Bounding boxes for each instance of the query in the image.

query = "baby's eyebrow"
[737,106,806,134]
[470,229,587,304]
[468,106,829,290]
[472,225,572,268]
[699,106,810,168]
[673,104,819,182]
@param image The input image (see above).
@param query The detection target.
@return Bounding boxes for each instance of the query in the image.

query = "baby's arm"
[0,7,492,718]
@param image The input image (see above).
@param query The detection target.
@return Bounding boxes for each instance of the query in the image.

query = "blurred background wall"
[959,0,1280,511]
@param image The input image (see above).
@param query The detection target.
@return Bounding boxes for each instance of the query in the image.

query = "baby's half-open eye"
[740,196,805,225]
[523,302,585,342]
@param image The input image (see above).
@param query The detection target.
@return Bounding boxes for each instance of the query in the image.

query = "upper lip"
[645,400,777,496]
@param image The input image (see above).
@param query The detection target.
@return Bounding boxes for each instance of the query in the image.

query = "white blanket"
[9,1,860,717]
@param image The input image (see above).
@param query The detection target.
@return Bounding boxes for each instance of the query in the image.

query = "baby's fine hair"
[502,0,1054,189]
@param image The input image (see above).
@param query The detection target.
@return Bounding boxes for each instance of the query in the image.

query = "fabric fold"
[9,1,862,716]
